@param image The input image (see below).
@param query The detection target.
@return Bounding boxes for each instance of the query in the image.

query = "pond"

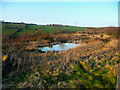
[38,43,81,52]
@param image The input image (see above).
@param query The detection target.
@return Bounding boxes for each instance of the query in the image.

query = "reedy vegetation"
[2,22,120,88]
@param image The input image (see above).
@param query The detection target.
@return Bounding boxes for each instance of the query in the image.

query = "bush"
[45,37,54,42]
[104,27,119,39]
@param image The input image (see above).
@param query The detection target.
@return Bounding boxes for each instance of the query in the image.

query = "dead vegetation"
[2,25,120,88]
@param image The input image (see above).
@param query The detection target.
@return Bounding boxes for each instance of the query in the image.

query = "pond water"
[38,43,81,52]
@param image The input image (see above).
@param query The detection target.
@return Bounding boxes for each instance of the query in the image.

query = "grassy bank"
[2,22,120,88]
[2,38,119,88]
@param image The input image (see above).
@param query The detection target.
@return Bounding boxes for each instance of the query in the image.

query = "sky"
[1,1,119,27]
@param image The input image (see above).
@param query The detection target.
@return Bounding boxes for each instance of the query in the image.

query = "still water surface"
[38,43,80,52]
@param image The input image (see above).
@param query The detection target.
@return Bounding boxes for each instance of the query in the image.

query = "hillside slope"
[2,38,119,88]
[2,23,86,35]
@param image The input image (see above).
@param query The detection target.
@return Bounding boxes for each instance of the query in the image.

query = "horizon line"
[1,20,118,27]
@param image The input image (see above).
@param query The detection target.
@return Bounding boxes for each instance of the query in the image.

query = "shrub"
[104,27,119,39]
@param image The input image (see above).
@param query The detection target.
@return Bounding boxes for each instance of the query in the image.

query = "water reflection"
[38,43,80,52]
[59,43,65,49]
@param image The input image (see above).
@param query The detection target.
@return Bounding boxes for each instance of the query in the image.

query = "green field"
[2,23,86,35]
